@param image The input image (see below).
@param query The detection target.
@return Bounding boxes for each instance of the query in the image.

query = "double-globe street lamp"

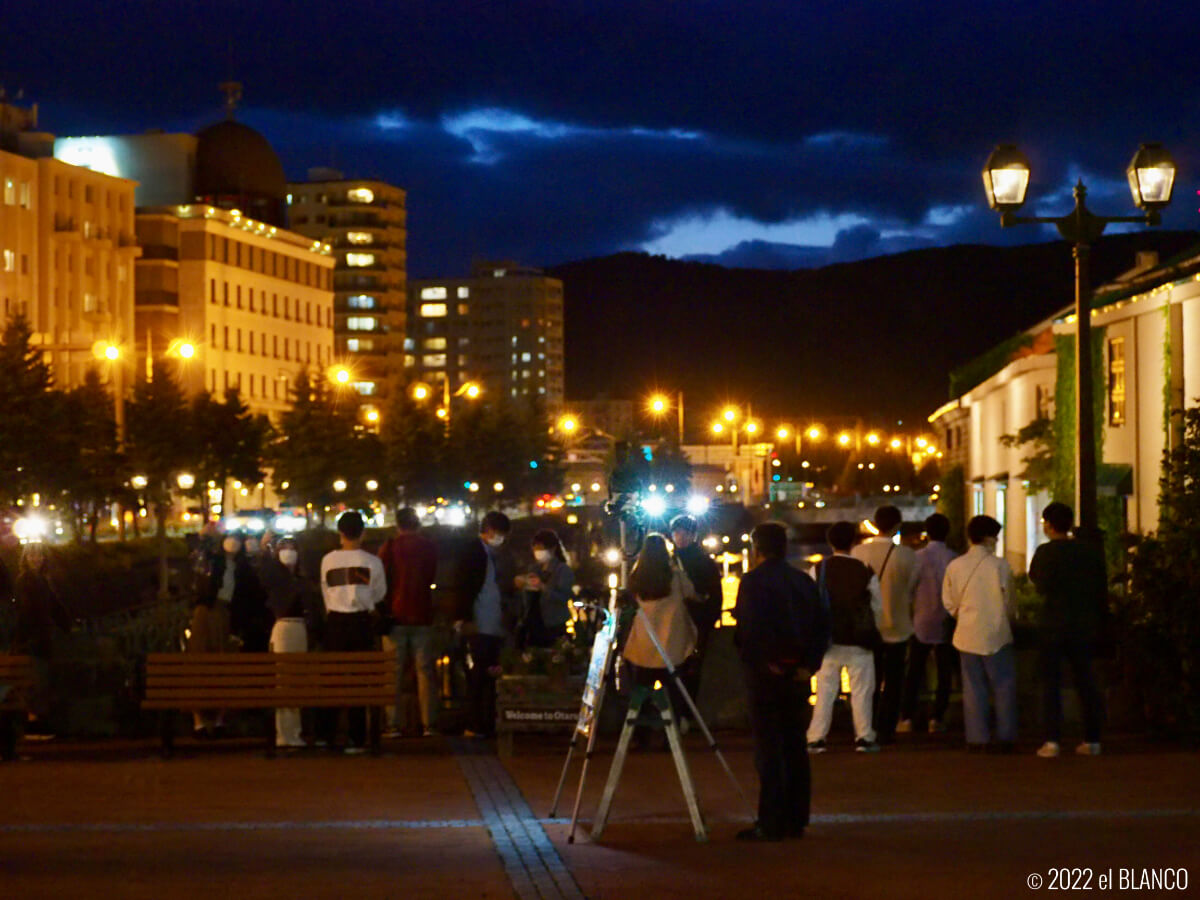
[982,142,1176,538]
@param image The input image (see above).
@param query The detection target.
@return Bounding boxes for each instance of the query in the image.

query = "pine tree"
[0,313,59,503]
[191,388,271,516]
[63,368,125,541]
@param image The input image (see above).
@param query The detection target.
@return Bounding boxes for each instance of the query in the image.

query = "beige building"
[1,100,139,391]
[135,204,335,418]
[408,261,564,409]
[287,171,407,403]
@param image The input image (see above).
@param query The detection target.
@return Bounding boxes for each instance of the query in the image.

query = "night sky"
[3,1,1198,277]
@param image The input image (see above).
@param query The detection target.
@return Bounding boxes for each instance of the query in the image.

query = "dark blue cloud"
[4,0,1198,275]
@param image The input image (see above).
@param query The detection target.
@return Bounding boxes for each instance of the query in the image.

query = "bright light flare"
[686,494,711,516]
[641,495,668,518]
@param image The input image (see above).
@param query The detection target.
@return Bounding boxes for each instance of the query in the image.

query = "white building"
[931,248,1200,573]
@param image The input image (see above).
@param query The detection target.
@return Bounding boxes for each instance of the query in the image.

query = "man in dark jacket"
[379,507,440,736]
[733,522,829,841]
[1029,502,1108,758]
[670,514,723,720]
[453,511,514,738]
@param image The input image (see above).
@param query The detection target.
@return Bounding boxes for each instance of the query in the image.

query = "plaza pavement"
[1,731,1197,899]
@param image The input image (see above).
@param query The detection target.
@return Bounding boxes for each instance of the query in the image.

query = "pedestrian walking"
[898,513,959,735]
[851,505,918,743]
[807,521,883,753]
[454,511,514,739]
[942,515,1016,752]
[378,507,441,737]
[261,537,320,748]
[1029,502,1108,758]
[318,511,387,753]
[734,522,829,841]
[515,528,575,648]
[670,514,724,724]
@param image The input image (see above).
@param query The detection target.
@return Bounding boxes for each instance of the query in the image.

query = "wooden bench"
[142,652,396,758]
[0,655,35,761]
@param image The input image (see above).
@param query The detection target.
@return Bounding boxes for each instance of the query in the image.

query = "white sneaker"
[1075,742,1101,756]
[895,720,913,734]
[1036,741,1061,758]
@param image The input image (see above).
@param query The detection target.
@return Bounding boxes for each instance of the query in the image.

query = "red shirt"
[379,532,439,626]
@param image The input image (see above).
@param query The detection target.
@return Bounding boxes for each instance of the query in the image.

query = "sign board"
[576,614,617,737]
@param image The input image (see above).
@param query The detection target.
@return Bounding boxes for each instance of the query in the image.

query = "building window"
[457,286,470,299]
[1,250,13,271]
[404,354,415,367]
[424,337,447,351]
[1108,337,1126,427]
[18,182,31,208]
[347,294,376,309]
[82,293,99,313]
[422,354,447,368]
[346,232,373,245]
[346,253,375,268]
[420,287,447,300]
[4,179,15,205]
[419,303,447,317]
[346,338,375,352]
[353,381,376,395]
[347,187,375,204]
[347,316,377,331]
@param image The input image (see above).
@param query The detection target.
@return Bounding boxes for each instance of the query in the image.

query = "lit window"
[346,253,375,267]
[458,337,469,347]
[346,338,375,352]
[420,287,447,300]
[403,354,415,367]
[286,193,293,204]
[403,338,414,351]
[457,287,470,299]
[1108,337,1126,427]
[521,352,532,362]
[83,293,99,313]
[3,179,13,205]
[420,303,448,317]
[1,250,13,271]
[346,232,374,245]
[423,354,447,368]
[19,183,31,208]
[346,316,377,331]
[424,337,447,350]
[347,187,375,203]
[353,381,376,395]
[457,303,469,316]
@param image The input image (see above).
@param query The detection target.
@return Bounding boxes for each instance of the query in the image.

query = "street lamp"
[647,391,685,443]
[329,365,352,387]
[176,473,195,491]
[411,382,432,402]
[982,142,1176,537]
[558,414,579,435]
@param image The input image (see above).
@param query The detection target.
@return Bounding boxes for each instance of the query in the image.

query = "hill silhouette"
[550,232,1199,430]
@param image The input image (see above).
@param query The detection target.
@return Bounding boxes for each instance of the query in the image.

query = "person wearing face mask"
[454,511,514,738]
[515,529,575,648]
[212,533,268,653]
[261,538,320,747]
[942,515,1016,753]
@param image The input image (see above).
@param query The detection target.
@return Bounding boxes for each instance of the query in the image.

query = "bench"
[142,652,396,758]
[0,655,35,761]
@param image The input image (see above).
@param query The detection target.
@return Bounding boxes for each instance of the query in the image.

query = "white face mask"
[222,537,241,555]
[278,548,298,567]
[486,534,506,548]
[534,549,553,564]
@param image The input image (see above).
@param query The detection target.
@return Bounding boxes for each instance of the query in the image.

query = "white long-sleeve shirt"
[320,548,387,614]
[942,544,1014,656]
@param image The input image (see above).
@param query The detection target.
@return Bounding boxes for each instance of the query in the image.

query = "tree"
[191,389,271,517]
[62,369,125,541]
[382,382,452,503]
[1122,406,1200,735]
[999,416,1055,494]
[126,359,196,598]
[0,313,60,503]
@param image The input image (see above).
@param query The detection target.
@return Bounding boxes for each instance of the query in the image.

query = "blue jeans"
[388,625,440,731]
[959,644,1017,745]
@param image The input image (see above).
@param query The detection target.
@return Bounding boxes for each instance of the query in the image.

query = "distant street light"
[366,479,379,492]
[493,482,505,493]
[176,473,195,490]
[333,479,347,493]
[982,141,1176,537]
[558,414,579,434]
[412,383,431,401]
[329,365,352,386]
[131,475,148,489]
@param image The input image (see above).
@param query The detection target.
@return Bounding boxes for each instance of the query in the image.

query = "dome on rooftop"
[193,118,286,226]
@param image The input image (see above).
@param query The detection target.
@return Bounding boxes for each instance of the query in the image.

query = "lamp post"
[982,143,1176,537]
[647,391,685,444]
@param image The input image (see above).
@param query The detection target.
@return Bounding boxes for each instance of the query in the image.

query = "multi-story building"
[932,247,1200,572]
[135,204,334,418]
[408,261,564,409]
[1,99,139,392]
[52,90,337,419]
[286,170,406,403]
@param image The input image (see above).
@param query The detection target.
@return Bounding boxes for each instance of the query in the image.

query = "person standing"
[898,513,959,734]
[851,505,918,743]
[207,534,267,652]
[261,537,320,748]
[515,529,575,648]
[734,523,829,842]
[669,514,723,721]
[807,521,883,753]
[12,543,72,737]
[943,515,1016,752]
[378,507,441,737]
[455,511,514,739]
[319,511,387,753]
[1029,502,1108,758]
[623,533,698,749]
